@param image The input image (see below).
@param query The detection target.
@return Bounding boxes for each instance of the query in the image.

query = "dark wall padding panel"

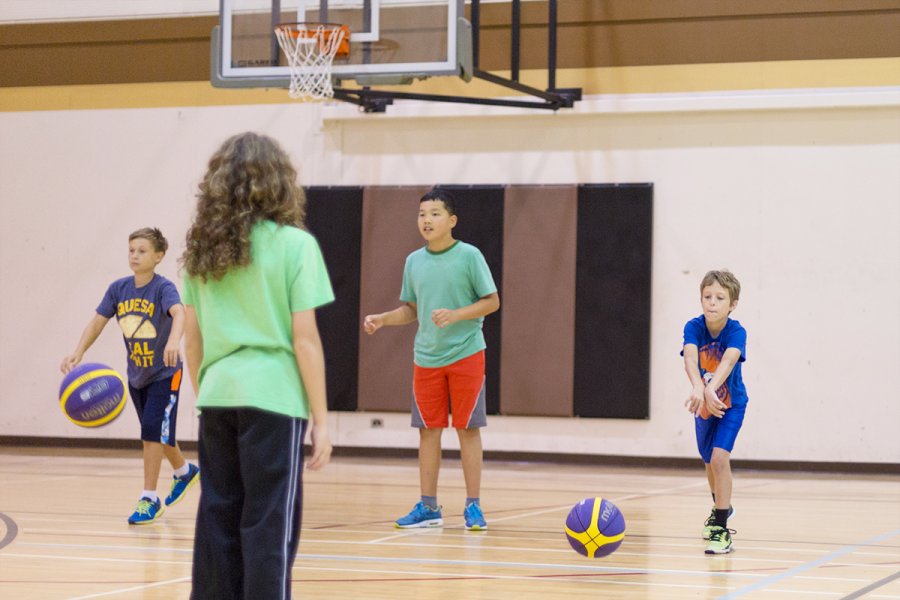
[357,187,431,412]
[573,184,653,419]
[442,186,505,415]
[305,187,364,411]
[309,183,653,421]
[500,186,577,417]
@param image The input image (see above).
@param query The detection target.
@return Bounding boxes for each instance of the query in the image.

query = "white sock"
[173,464,190,478]
[142,490,159,502]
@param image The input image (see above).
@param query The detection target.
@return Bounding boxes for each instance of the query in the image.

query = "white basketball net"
[275,24,347,100]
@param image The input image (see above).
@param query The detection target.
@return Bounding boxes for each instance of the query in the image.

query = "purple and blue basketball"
[59,363,126,428]
[564,497,626,558]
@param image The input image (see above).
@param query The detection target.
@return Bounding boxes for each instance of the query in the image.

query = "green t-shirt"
[400,240,497,368]
[182,221,334,419]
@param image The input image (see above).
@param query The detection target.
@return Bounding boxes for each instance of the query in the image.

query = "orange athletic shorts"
[412,350,487,429]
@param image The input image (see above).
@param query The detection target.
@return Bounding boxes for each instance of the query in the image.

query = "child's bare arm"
[363,302,417,334]
[164,304,185,367]
[682,344,707,416]
[432,292,499,328]
[183,306,203,395]
[292,309,331,471]
[60,313,110,373]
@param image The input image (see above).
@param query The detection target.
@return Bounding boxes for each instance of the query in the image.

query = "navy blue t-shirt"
[97,274,182,388]
[681,315,749,416]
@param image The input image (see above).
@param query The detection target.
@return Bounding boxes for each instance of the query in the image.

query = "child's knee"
[455,427,482,443]
[710,449,731,471]
[419,427,443,439]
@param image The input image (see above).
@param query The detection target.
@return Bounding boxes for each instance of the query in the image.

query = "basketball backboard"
[214,0,465,88]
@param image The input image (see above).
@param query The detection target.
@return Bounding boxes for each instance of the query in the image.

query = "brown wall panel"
[475,1,900,70]
[0,17,217,87]
[357,186,431,412]
[2,2,899,87]
[499,186,577,417]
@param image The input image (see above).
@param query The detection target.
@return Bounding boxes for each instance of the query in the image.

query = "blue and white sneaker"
[395,502,443,528]
[128,497,164,525]
[165,463,200,506]
[463,502,487,531]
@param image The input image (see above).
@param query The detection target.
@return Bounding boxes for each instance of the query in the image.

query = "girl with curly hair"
[181,132,334,599]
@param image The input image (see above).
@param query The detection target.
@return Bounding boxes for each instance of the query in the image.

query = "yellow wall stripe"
[2,58,898,112]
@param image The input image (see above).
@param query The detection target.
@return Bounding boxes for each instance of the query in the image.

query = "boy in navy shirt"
[62,227,199,524]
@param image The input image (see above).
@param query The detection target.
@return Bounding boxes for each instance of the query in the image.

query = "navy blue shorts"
[694,403,746,463]
[129,369,182,447]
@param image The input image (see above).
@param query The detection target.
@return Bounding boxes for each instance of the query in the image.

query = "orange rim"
[276,22,350,58]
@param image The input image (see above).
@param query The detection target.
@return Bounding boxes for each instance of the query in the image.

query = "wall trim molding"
[3,436,896,475]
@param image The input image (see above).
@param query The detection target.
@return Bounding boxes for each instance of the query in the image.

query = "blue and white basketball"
[59,363,127,427]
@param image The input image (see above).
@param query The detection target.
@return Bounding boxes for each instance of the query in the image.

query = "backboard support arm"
[331,0,581,113]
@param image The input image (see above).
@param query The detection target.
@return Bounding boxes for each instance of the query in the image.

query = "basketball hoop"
[274,22,350,101]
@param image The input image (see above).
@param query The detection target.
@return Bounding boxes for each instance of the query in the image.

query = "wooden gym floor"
[0,446,898,599]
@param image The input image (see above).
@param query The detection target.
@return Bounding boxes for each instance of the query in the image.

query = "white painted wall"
[1,89,898,464]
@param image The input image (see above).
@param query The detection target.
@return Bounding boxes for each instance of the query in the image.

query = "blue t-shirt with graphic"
[97,274,182,389]
[681,315,749,418]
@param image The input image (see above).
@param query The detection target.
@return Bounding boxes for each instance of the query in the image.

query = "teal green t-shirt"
[182,221,334,419]
[400,241,497,368]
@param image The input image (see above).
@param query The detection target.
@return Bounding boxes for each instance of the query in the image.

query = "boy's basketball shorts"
[129,369,182,446]
[694,403,746,463]
[412,350,487,430]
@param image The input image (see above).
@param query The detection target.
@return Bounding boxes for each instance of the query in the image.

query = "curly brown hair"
[181,132,306,282]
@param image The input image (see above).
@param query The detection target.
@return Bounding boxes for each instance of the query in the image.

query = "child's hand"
[703,385,727,418]
[163,341,181,367]
[363,314,383,335]
[305,423,332,471]
[684,384,705,416]
[431,308,457,328]
[60,353,82,374]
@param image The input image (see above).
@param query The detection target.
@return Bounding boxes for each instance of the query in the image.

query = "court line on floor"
[292,563,870,597]
[4,547,883,595]
[0,548,768,580]
[717,527,900,600]
[18,522,900,559]
[18,541,193,555]
[0,474,81,486]
[16,536,899,571]
[15,540,892,584]
[65,575,191,600]
[290,564,845,596]
[0,512,18,550]
[2,552,191,566]
[839,569,900,599]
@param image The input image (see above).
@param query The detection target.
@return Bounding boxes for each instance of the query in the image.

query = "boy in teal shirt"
[364,188,500,530]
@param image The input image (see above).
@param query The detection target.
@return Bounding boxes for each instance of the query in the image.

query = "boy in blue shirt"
[364,188,499,531]
[682,269,748,554]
